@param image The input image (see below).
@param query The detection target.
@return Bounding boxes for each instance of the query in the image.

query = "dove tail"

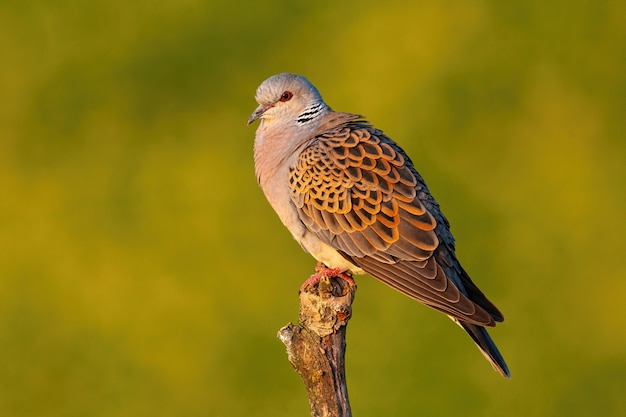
[458,321,510,378]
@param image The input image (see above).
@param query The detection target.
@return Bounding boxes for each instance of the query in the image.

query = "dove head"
[247,73,330,128]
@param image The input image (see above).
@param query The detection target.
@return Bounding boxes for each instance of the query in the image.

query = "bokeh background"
[1,1,625,416]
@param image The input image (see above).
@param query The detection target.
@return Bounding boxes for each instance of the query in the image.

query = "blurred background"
[1,1,625,416]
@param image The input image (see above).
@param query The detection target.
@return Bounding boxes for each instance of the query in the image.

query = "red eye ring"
[279,91,293,102]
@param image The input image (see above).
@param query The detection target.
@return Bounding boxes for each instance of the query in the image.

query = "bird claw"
[300,262,355,292]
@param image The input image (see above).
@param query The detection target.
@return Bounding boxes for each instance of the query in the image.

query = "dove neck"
[254,125,315,188]
[254,111,363,188]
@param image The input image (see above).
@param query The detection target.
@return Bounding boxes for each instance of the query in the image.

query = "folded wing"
[289,120,503,326]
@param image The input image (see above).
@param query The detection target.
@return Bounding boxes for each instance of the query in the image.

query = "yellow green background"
[1,1,625,416]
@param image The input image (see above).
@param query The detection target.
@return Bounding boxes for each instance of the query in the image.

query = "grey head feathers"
[247,73,330,127]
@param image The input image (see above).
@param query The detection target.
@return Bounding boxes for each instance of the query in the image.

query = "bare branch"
[278,276,356,417]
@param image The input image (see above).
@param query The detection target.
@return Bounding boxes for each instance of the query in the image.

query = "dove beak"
[247,105,270,125]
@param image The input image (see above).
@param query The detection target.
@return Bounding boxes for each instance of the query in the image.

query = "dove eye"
[279,91,293,102]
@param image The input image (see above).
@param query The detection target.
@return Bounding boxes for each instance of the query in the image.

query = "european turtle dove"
[248,73,510,378]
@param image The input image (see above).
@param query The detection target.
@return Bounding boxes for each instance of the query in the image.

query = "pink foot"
[300,262,355,291]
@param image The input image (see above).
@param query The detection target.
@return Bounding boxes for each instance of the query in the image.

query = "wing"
[289,121,503,326]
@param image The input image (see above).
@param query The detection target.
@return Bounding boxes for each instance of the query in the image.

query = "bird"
[247,72,510,378]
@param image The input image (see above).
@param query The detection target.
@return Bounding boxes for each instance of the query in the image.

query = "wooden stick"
[277,276,356,417]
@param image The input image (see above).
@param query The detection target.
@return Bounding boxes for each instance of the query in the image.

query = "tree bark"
[277,276,356,417]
